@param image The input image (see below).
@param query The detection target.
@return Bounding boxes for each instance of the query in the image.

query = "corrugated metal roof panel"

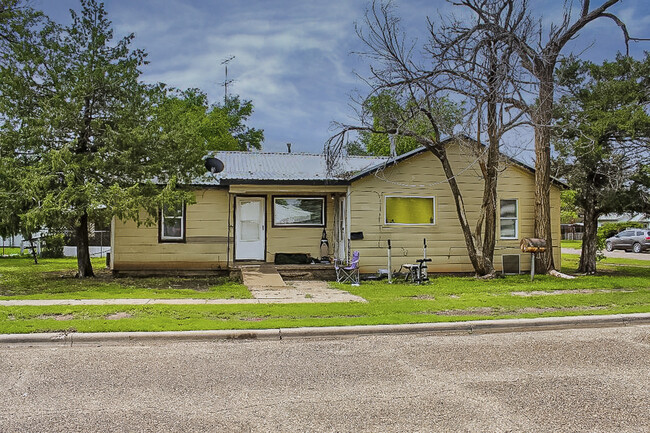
[194,151,388,185]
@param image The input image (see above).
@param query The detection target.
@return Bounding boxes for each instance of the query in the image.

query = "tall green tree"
[560,190,580,225]
[0,0,263,277]
[0,0,40,54]
[356,91,423,156]
[221,95,264,151]
[554,54,650,273]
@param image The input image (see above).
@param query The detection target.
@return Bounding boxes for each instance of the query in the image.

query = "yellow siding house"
[111,139,562,275]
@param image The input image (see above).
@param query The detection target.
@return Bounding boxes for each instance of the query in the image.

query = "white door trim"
[335,195,347,260]
[235,196,266,261]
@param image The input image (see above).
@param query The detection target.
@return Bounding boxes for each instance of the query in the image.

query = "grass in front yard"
[561,240,582,249]
[0,257,250,300]
[0,247,24,256]
[562,252,650,273]
[1,252,648,334]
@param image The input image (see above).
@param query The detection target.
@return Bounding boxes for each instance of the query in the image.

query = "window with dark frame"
[273,197,325,227]
[160,204,185,242]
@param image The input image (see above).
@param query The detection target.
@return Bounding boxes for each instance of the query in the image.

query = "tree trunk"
[436,148,485,275]
[578,203,599,274]
[533,68,556,273]
[477,81,500,276]
[27,234,38,265]
[76,211,94,278]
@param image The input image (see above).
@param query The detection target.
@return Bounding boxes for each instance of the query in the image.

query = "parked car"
[605,229,650,253]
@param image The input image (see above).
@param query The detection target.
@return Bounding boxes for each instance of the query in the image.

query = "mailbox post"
[520,238,547,281]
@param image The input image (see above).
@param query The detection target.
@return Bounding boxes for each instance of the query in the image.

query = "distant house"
[598,213,650,228]
[110,138,562,275]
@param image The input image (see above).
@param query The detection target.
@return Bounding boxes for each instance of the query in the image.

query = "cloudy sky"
[36,0,650,155]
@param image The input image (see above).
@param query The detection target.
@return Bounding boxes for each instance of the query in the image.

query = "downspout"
[227,191,232,269]
[346,185,352,263]
[110,216,115,270]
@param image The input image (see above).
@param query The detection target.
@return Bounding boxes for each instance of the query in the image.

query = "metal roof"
[348,137,569,188]
[191,138,567,188]
[194,151,388,185]
[599,213,650,223]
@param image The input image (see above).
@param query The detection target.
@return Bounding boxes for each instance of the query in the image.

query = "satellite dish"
[204,157,224,174]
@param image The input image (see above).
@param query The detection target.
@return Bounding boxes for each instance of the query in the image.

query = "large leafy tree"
[356,91,423,156]
[0,0,263,277]
[0,0,53,259]
[0,0,39,52]
[554,54,650,273]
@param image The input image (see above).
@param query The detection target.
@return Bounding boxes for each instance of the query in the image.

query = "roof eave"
[347,136,569,189]
[194,178,351,186]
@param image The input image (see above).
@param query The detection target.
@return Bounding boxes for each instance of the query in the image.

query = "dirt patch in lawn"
[105,312,133,320]
[41,268,229,291]
[38,314,75,321]
[429,305,608,316]
[510,289,633,297]
[516,306,607,314]
[410,294,435,300]
[435,307,494,316]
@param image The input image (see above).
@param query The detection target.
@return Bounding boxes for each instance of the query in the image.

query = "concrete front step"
[240,264,287,288]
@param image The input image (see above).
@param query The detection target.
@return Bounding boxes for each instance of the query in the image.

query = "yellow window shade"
[385,197,434,224]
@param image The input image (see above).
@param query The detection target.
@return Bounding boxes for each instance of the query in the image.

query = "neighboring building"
[598,213,650,228]
[110,139,563,275]
[0,234,26,248]
[561,223,584,240]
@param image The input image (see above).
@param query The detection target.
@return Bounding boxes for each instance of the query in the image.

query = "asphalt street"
[1,325,649,432]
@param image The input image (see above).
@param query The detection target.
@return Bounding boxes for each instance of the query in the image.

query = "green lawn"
[0,247,24,256]
[561,239,582,249]
[0,257,251,300]
[0,253,648,334]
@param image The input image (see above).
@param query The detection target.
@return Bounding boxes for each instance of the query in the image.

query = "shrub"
[41,234,65,258]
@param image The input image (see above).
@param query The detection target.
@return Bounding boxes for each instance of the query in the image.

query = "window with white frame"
[385,196,435,225]
[160,204,185,242]
[500,199,518,239]
[273,197,325,227]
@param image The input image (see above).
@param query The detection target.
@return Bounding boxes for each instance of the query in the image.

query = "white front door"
[235,197,265,260]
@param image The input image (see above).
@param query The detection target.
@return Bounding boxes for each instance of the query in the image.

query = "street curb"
[1,313,649,346]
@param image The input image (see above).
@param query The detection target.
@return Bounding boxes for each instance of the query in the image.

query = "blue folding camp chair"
[335,250,360,286]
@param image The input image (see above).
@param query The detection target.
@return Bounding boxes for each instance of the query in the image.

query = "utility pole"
[221,55,235,103]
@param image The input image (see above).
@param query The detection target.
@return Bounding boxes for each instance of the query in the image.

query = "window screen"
[500,199,518,239]
[385,197,435,225]
[160,204,184,241]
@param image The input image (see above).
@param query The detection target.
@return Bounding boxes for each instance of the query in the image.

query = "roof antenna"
[221,55,235,103]
[389,128,398,158]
